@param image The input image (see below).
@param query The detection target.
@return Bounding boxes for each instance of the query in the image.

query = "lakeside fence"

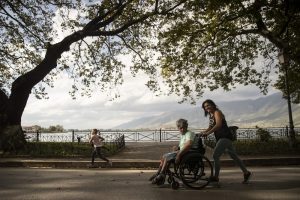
[24,127,300,143]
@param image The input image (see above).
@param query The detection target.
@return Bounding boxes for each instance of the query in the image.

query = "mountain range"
[114,93,300,129]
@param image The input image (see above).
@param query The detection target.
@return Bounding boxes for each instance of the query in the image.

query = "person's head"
[176,119,188,134]
[202,99,218,117]
[91,129,98,135]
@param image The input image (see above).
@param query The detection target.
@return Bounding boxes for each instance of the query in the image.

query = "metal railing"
[24,127,299,143]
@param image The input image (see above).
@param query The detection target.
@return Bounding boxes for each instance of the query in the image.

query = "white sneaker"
[88,164,97,168]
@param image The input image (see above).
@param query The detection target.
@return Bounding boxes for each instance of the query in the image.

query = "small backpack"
[193,134,206,154]
[228,126,239,141]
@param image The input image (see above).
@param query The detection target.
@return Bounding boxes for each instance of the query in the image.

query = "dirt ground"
[110,141,179,160]
[110,141,213,160]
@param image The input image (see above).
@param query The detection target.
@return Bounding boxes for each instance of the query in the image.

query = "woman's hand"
[199,132,208,138]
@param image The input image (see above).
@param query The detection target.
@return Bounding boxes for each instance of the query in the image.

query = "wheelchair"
[153,136,213,190]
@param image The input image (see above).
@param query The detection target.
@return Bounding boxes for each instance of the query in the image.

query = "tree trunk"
[0,34,78,152]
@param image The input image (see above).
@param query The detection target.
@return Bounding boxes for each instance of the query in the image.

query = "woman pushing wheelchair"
[149,118,200,185]
[200,99,251,184]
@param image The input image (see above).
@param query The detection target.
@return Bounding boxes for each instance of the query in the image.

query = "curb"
[0,160,160,169]
[221,157,300,167]
[0,157,299,168]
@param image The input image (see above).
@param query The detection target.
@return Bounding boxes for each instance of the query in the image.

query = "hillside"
[114,93,300,129]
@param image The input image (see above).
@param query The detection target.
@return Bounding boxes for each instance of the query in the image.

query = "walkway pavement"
[0,142,299,168]
[1,142,299,200]
[1,166,300,200]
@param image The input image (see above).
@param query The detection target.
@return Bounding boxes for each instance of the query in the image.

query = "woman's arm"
[99,136,105,141]
[89,135,94,144]
[202,110,223,136]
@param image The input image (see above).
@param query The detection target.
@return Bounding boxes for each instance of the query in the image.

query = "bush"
[4,142,120,157]
[234,138,300,155]
[256,127,272,142]
[204,138,300,156]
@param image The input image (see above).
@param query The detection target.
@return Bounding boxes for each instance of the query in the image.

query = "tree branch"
[84,0,131,32]
[117,34,146,63]
[0,2,44,44]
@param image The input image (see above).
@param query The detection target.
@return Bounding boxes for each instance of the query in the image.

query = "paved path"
[0,166,299,200]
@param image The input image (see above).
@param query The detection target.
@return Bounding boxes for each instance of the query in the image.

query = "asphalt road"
[0,166,299,200]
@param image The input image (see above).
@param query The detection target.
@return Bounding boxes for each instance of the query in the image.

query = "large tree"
[0,0,187,152]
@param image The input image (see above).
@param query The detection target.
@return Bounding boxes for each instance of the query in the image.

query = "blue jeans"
[162,152,177,161]
[213,138,248,177]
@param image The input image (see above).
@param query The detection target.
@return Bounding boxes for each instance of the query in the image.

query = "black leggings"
[91,147,109,164]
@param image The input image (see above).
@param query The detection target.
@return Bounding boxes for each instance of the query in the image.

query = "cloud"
[22,55,280,130]
[201,85,278,103]
[22,71,278,130]
[22,72,159,129]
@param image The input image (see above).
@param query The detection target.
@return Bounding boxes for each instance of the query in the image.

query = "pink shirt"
[90,134,104,147]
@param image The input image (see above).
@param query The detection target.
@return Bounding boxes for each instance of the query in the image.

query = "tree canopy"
[0,0,168,99]
[1,0,299,106]
[141,0,300,103]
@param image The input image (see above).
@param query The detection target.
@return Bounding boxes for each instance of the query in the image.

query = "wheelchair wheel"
[179,152,213,189]
[165,160,180,181]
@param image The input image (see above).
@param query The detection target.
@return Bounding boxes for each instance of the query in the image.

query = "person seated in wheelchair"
[149,118,202,184]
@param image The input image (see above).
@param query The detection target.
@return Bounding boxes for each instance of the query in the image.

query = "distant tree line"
[30,125,65,133]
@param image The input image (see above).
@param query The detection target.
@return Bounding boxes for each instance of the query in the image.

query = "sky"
[21,70,278,130]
